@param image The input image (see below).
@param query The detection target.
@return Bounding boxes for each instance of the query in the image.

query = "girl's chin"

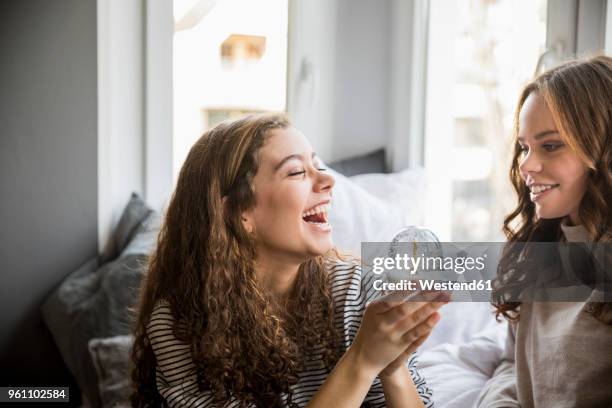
[535,206,569,220]
[306,239,334,256]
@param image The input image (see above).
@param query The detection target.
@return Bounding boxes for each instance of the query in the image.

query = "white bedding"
[327,167,426,255]
[420,322,507,408]
[328,167,506,407]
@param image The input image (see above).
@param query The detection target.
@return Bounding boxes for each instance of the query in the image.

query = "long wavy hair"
[492,55,612,324]
[130,113,343,407]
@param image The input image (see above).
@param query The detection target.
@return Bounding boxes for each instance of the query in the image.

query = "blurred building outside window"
[173,0,549,243]
[424,0,548,242]
[173,0,288,180]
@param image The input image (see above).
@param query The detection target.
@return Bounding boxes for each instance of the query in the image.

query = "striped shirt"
[147,260,434,407]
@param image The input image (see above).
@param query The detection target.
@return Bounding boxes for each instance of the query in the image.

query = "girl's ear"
[240,210,255,234]
[222,196,255,234]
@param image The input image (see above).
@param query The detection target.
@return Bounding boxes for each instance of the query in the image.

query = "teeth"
[302,203,331,218]
[530,184,557,194]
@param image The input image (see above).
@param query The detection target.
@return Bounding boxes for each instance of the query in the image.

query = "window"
[173,0,288,180]
[424,0,548,241]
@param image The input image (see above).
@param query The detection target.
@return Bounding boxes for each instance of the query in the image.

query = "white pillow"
[420,302,502,352]
[327,167,426,255]
[350,167,426,227]
[327,167,502,351]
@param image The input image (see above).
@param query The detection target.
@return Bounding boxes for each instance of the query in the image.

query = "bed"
[326,154,507,407]
[41,150,507,407]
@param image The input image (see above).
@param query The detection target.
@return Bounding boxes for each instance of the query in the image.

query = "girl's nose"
[314,169,335,193]
[519,150,543,177]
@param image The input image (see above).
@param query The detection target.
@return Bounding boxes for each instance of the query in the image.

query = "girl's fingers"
[379,290,449,325]
[403,289,451,303]
[383,299,446,330]
[433,291,452,303]
[365,299,395,314]
[399,311,440,345]
[404,331,433,356]
[380,301,428,325]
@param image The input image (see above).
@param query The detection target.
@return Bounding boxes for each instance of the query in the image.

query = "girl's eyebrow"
[517,130,559,142]
[274,152,317,172]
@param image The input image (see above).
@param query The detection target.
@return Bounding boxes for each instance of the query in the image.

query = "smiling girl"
[130,114,445,407]
[478,56,612,407]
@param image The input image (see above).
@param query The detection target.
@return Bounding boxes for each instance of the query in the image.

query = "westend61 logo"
[371,253,487,275]
[363,241,612,302]
[362,242,499,301]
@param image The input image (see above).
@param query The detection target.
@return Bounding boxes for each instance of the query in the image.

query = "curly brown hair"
[130,113,343,407]
[493,55,612,323]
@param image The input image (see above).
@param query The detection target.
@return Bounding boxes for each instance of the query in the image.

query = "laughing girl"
[130,114,446,407]
[478,56,612,407]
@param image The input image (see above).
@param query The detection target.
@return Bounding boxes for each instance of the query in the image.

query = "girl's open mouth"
[301,203,332,231]
[529,183,559,202]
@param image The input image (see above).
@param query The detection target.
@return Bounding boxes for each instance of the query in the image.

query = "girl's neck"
[255,256,301,299]
[568,210,581,226]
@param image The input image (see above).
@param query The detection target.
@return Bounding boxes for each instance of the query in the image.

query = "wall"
[286,0,337,162]
[97,0,146,254]
[287,0,394,163]
[98,0,172,252]
[607,0,612,55]
[332,0,391,161]
[0,0,97,392]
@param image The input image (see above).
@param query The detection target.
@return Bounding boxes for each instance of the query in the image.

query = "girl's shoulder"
[325,258,378,300]
[152,298,171,314]
[325,258,362,279]
[146,298,186,337]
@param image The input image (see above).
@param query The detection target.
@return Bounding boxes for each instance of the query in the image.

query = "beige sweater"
[477,222,612,408]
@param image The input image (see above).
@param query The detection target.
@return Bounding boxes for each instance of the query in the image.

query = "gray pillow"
[41,254,146,408]
[328,148,387,176]
[99,193,153,263]
[41,199,158,408]
[120,211,160,258]
[88,335,134,408]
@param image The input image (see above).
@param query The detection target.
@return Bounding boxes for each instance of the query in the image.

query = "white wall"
[606,0,612,55]
[387,0,428,171]
[422,0,455,241]
[286,0,337,161]
[576,0,607,55]
[331,0,391,162]
[98,0,173,253]
[97,0,145,253]
[145,0,173,211]
[287,0,396,164]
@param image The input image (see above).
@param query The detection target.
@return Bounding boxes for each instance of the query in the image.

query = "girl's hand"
[378,311,440,380]
[348,292,449,378]
[379,291,450,379]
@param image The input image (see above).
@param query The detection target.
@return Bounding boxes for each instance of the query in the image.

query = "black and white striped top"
[147,260,434,407]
